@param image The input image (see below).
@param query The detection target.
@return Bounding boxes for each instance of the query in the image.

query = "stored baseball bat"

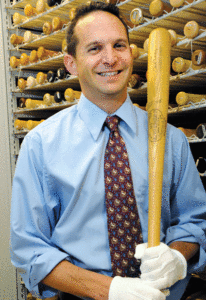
[43,93,55,106]
[24,31,39,43]
[64,88,79,102]
[27,76,37,88]
[24,4,37,17]
[130,44,146,59]
[192,50,206,66]
[37,47,58,60]
[27,120,44,130]
[170,0,194,8]
[18,97,26,108]
[52,17,67,31]
[149,0,172,17]
[130,8,150,25]
[43,21,53,35]
[176,91,206,106]
[13,13,28,25]
[172,57,206,73]
[18,78,27,91]
[36,72,47,85]
[196,124,206,139]
[128,74,143,89]
[196,157,206,174]
[167,29,183,46]
[69,7,76,20]
[178,127,196,137]
[10,56,21,68]
[29,50,39,63]
[36,0,49,14]
[147,28,171,247]
[10,34,24,46]
[25,98,46,109]
[184,21,206,39]
[47,0,62,6]
[143,38,149,52]
[20,53,30,66]
[62,39,67,53]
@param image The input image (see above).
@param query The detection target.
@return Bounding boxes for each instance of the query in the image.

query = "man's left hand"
[134,242,187,290]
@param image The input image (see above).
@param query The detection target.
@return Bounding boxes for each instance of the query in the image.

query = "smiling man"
[10,2,206,300]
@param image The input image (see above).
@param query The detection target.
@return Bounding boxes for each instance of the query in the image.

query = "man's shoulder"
[25,104,78,141]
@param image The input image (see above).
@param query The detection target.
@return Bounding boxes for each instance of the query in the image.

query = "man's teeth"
[99,71,119,77]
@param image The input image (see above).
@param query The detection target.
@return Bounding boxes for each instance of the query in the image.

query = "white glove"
[108,276,166,300]
[134,242,187,290]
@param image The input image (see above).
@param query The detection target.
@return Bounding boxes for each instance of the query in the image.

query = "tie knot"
[105,116,119,132]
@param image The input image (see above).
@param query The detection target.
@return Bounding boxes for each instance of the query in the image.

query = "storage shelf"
[13,100,78,118]
[13,75,80,93]
[12,27,67,52]
[129,0,206,44]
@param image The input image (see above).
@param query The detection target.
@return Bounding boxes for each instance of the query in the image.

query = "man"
[10,2,206,300]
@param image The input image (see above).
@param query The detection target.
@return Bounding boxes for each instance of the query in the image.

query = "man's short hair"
[66,1,129,57]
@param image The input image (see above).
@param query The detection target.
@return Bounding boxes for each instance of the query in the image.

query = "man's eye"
[89,46,100,52]
[115,44,126,48]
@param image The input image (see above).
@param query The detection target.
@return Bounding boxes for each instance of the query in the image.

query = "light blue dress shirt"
[10,94,206,299]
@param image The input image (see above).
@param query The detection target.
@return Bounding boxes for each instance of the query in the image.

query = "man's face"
[68,10,133,101]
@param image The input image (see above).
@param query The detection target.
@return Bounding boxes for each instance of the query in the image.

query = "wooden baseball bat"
[43,93,55,106]
[178,127,196,137]
[170,0,194,8]
[13,13,28,25]
[130,44,146,59]
[184,21,206,39]
[24,4,37,17]
[176,91,206,106]
[149,0,172,17]
[25,98,46,109]
[192,50,206,66]
[36,72,47,85]
[172,57,206,73]
[10,34,24,46]
[196,123,206,139]
[10,56,21,68]
[36,0,49,14]
[147,28,171,247]
[29,50,39,63]
[24,31,39,44]
[20,53,30,66]
[43,21,53,35]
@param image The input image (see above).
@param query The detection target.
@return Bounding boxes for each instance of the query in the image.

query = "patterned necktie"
[104,115,143,278]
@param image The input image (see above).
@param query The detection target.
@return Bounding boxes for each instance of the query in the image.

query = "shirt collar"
[77,93,137,140]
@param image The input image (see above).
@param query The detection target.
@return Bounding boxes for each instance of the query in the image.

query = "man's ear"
[64,53,78,76]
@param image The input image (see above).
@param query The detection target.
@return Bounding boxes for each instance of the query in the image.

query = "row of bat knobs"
[9,45,206,75]
[12,0,199,25]
[17,87,81,109]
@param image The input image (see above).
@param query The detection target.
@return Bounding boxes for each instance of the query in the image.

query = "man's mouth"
[98,70,122,77]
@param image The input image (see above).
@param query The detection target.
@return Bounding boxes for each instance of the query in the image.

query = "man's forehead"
[74,10,127,43]
[75,10,124,32]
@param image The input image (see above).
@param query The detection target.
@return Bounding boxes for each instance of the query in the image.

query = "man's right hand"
[108,276,166,300]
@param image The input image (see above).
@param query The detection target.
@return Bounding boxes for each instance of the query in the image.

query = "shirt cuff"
[27,248,72,298]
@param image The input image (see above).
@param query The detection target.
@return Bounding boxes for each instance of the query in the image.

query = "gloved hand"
[134,242,187,290]
[108,276,166,300]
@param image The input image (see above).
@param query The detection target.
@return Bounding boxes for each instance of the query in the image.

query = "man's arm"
[42,260,112,300]
[169,241,200,262]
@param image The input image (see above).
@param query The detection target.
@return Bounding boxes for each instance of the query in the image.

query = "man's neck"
[82,91,127,114]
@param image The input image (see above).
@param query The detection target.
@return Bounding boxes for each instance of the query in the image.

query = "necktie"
[104,115,143,278]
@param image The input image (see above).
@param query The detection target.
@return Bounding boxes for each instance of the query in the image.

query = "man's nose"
[102,46,118,65]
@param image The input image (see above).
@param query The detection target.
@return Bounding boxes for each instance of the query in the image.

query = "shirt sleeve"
[10,133,71,298]
[165,130,206,274]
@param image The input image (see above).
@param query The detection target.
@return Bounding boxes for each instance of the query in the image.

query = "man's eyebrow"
[85,38,128,49]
